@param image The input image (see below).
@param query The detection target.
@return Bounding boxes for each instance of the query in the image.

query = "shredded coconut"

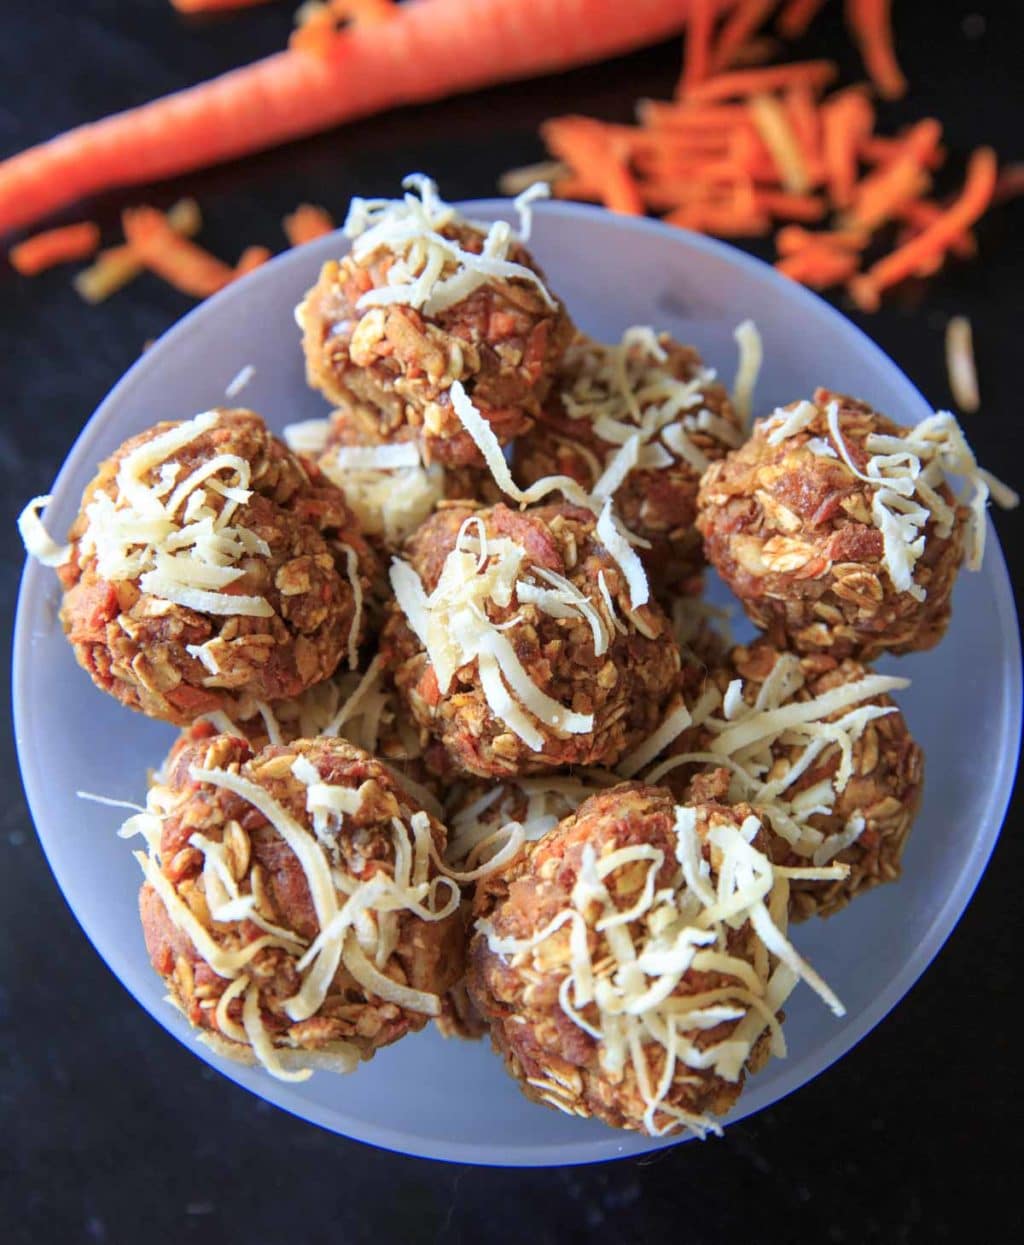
[342,174,557,316]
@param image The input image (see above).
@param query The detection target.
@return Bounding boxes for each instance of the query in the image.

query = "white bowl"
[13,202,1021,1166]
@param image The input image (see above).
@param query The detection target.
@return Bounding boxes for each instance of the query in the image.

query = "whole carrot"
[0,0,719,236]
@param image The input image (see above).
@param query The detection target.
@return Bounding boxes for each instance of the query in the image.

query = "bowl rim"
[12,198,1022,1166]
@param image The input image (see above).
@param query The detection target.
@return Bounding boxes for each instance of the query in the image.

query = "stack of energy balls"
[22,176,1014,1139]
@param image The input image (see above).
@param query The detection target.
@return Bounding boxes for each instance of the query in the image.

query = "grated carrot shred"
[846,0,907,100]
[9,221,100,276]
[122,205,236,298]
[850,147,998,310]
[283,203,336,246]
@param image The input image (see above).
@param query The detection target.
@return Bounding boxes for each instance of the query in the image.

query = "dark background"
[1,2,1020,1242]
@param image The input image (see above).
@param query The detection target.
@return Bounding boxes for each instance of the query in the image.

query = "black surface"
[1,3,1021,1242]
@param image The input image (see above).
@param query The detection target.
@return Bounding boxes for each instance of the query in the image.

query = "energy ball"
[655,641,924,920]
[310,401,501,555]
[296,177,574,467]
[382,501,682,779]
[435,774,611,1040]
[160,659,446,814]
[58,408,376,725]
[468,783,811,1137]
[515,330,743,593]
[697,389,971,661]
[136,734,463,1079]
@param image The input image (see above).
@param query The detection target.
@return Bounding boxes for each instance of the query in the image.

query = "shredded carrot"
[283,203,336,245]
[171,0,274,12]
[777,245,859,288]
[679,0,717,96]
[235,245,272,275]
[542,117,644,216]
[822,88,873,209]
[73,199,201,304]
[859,133,945,170]
[846,0,907,100]
[945,315,980,413]
[847,163,929,231]
[749,93,810,194]
[754,190,827,221]
[896,200,976,260]
[709,0,776,74]
[850,147,997,310]
[665,203,770,236]
[552,176,603,203]
[122,206,235,298]
[639,101,751,130]
[685,60,837,102]
[777,0,826,39]
[776,224,867,254]
[9,221,100,276]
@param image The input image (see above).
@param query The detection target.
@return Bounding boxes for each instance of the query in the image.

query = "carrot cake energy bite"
[130,735,463,1079]
[295,175,574,466]
[515,329,744,592]
[284,399,501,557]
[697,389,1017,660]
[37,408,375,725]
[647,641,923,920]
[468,783,846,1137]
[382,501,682,779]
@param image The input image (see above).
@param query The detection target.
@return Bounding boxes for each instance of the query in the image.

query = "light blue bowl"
[13,201,1021,1166]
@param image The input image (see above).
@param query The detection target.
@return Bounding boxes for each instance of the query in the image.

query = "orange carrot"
[639,101,751,130]
[283,203,336,245]
[710,0,776,74]
[552,176,603,202]
[859,133,945,170]
[896,199,976,260]
[9,221,100,276]
[235,245,272,274]
[846,0,906,100]
[845,119,940,228]
[679,0,717,95]
[0,0,711,236]
[665,203,771,235]
[776,224,867,254]
[542,117,644,215]
[776,0,825,39]
[850,147,997,310]
[122,206,235,298]
[171,0,275,12]
[74,198,202,303]
[754,189,827,220]
[685,59,837,102]
[777,244,859,288]
[821,88,873,209]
